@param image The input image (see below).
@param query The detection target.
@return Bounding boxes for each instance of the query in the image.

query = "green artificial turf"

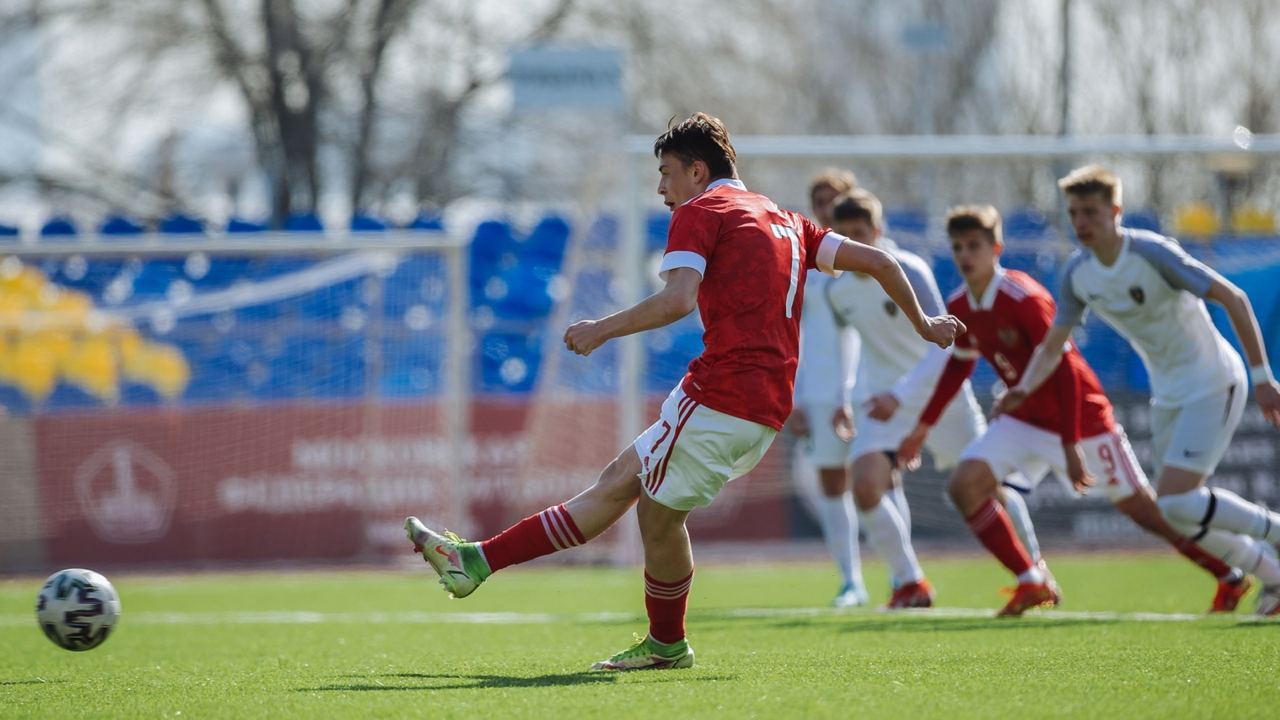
[2,555,1278,719]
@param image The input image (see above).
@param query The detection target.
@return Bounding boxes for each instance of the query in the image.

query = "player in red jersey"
[404,113,964,670]
[895,205,1246,616]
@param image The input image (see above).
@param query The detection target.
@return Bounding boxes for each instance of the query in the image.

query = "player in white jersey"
[790,169,868,608]
[822,189,987,608]
[1008,165,1280,615]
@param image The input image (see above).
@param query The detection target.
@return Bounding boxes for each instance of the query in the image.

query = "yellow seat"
[11,336,58,402]
[1230,206,1277,235]
[1172,202,1221,238]
[65,335,119,401]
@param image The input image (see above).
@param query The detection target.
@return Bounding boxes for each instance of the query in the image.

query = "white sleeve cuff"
[951,347,980,360]
[659,250,707,281]
[815,232,845,277]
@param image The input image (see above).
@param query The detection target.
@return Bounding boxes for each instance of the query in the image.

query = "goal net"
[3,133,1280,575]
[0,232,472,572]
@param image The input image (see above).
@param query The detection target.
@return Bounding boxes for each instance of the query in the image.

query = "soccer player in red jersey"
[404,113,964,670]
[895,205,1245,616]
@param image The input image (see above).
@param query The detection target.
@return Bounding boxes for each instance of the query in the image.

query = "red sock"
[966,498,1033,577]
[645,570,694,645]
[479,504,585,574]
[1174,538,1234,581]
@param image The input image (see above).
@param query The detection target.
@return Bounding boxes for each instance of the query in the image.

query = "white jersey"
[1055,228,1244,407]
[824,238,946,403]
[794,269,859,407]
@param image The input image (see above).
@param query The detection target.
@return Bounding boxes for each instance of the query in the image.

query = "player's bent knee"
[637,496,688,542]
[851,475,884,511]
[948,460,995,506]
[818,467,849,497]
[1155,490,1205,526]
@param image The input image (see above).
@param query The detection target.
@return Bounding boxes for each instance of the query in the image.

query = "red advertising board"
[34,399,791,568]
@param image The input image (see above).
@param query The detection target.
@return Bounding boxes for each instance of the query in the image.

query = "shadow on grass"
[0,679,65,686]
[300,671,732,692]
[690,612,1120,635]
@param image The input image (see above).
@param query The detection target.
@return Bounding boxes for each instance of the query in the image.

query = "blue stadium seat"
[408,212,445,231]
[477,331,542,393]
[284,213,323,232]
[46,382,101,410]
[521,214,570,268]
[0,223,19,241]
[226,218,267,233]
[1125,209,1161,234]
[884,209,928,239]
[493,265,554,320]
[131,260,184,297]
[349,213,387,231]
[40,217,78,238]
[159,213,205,234]
[584,215,618,250]
[120,382,162,406]
[646,212,669,251]
[100,215,145,237]
[1003,209,1050,240]
[0,385,31,415]
[645,324,703,391]
[380,336,445,397]
[469,220,516,307]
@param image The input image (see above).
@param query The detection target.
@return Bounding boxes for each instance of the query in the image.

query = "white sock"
[889,484,911,535]
[1016,566,1045,584]
[1196,530,1280,585]
[1158,487,1280,543]
[1001,488,1042,563]
[860,498,923,585]
[817,493,863,589]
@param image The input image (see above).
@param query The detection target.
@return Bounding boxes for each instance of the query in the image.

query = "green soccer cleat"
[403,517,488,599]
[590,634,695,672]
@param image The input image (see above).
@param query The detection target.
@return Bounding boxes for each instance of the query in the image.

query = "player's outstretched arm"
[1206,277,1280,427]
[831,240,964,348]
[564,267,701,357]
[998,323,1073,415]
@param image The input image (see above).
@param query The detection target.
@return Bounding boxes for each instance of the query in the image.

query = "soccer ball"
[36,568,121,651]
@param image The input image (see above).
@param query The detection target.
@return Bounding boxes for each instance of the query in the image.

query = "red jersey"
[919,269,1113,441]
[662,179,840,430]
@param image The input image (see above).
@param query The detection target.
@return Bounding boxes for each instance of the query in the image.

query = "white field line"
[3,606,1266,628]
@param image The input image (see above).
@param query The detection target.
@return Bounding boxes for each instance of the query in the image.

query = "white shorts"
[634,384,778,511]
[796,402,850,468]
[850,383,985,471]
[1151,381,1246,476]
[963,415,1149,502]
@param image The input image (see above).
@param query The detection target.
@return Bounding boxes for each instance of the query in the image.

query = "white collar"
[706,178,745,192]
[967,265,1006,311]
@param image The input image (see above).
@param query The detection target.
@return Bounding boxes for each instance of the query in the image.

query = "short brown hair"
[946,204,1003,246]
[653,112,737,180]
[831,189,882,229]
[1058,164,1123,206]
[809,168,858,201]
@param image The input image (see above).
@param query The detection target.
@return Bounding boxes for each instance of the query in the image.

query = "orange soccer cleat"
[997,582,1060,617]
[885,579,935,609]
[1210,576,1253,613]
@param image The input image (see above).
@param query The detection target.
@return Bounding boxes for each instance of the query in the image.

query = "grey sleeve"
[1053,252,1088,328]
[1129,234,1216,298]
[899,253,945,317]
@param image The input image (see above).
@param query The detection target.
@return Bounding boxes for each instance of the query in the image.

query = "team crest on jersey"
[1129,286,1145,304]
[997,326,1018,347]
[883,300,898,317]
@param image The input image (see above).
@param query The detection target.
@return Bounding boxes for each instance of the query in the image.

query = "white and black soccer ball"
[36,568,121,651]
